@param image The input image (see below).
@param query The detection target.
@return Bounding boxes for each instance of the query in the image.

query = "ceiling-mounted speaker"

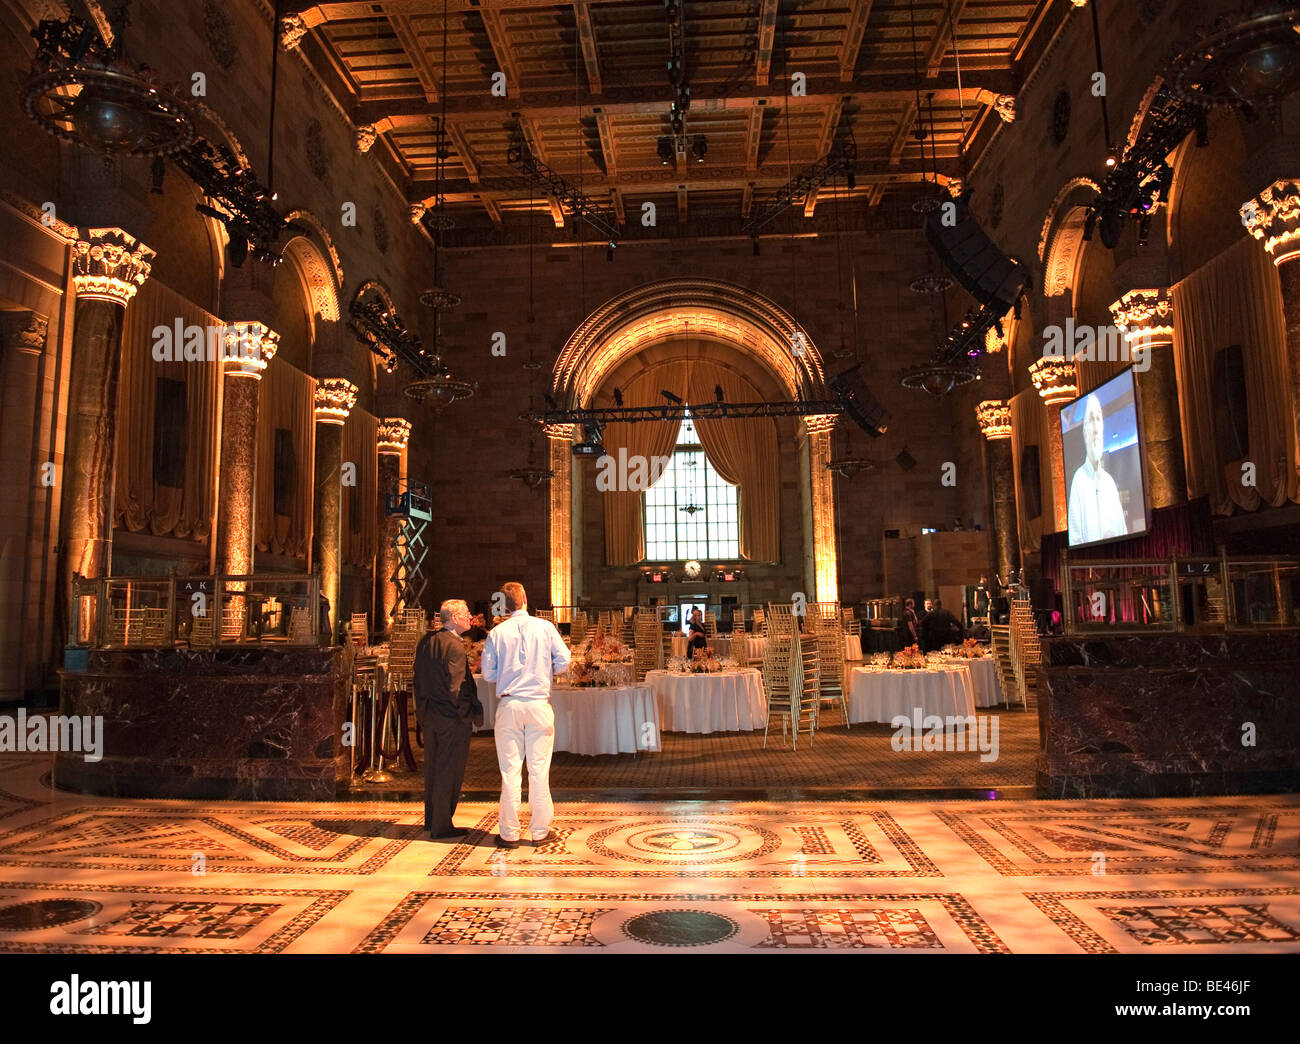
[924,192,1028,316]
[829,365,889,436]
[896,449,917,472]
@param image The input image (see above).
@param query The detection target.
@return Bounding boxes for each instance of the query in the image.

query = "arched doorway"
[547,278,840,612]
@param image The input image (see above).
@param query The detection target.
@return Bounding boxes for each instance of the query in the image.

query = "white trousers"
[493,698,555,841]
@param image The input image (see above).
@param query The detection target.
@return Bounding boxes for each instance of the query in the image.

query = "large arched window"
[643,412,739,560]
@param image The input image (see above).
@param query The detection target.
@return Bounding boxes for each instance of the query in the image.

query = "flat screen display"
[1061,367,1149,548]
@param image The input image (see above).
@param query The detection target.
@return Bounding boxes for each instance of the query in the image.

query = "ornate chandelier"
[23,5,194,158]
[899,358,981,396]
[1166,2,1300,113]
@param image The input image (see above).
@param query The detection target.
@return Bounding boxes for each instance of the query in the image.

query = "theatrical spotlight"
[714,384,724,403]
[573,419,605,457]
[661,389,684,405]
[692,134,707,163]
[613,387,624,406]
[658,137,674,165]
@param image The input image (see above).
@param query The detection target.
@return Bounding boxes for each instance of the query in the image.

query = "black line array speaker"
[829,365,889,436]
[924,193,1028,315]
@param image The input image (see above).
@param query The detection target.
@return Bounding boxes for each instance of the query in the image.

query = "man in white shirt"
[480,581,571,848]
[1067,393,1128,544]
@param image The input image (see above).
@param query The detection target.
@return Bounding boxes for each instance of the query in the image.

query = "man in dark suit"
[920,599,964,652]
[413,599,481,840]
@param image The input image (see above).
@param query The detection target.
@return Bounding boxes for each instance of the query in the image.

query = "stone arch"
[279,232,341,330]
[552,278,830,408]
[353,279,396,313]
[1166,107,1255,281]
[1040,179,1102,306]
[283,209,345,290]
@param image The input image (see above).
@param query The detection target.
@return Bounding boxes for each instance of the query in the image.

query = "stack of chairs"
[704,610,718,638]
[220,599,244,642]
[570,610,588,646]
[815,630,849,729]
[537,609,555,623]
[376,622,420,772]
[751,606,766,636]
[348,612,369,646]
[761,628,799,749]
[632,612,661,682]
[795,640,822,741]
[191,612,214,645]
[765,602,796,638]
[287,606,312,643]
[841,607,861,637]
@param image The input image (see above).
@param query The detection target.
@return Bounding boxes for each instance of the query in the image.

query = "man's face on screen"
[1084,397,1104,468]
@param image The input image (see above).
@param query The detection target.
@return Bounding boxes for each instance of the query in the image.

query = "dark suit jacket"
[414,630,476,720]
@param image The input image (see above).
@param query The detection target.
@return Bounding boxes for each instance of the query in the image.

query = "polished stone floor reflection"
[0,754,1298,953]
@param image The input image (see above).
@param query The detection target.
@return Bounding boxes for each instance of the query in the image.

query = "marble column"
[1109,289,1187,508]
[57,229,154,642]
[801,414,839,605]
[0,314,48,702]
[1241,178,1300,465]
[1028,356,1077,535]
[216,323,279,575]
[975,400,1019,582]
[313,378,358,643]
[376,417,410,633]
[545,423,574,615]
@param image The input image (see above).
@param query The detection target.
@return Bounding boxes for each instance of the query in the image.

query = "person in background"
[901,598,921,646]
[480,582,571,849]
[688,608,708,652]
[318,592,333,646]
[921,599,964,652]
[413,599,481,840]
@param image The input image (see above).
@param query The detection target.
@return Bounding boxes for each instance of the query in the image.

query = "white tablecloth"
[847,665,976,726]
[953,656,1002,707]
[645,668,767,734]
[844,634,863,660]
[472,676,660,755]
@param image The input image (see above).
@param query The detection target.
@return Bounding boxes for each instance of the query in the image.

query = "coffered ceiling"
[282,0,1063,243]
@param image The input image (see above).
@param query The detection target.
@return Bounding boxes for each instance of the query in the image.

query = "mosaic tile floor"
[1,754,1298,954]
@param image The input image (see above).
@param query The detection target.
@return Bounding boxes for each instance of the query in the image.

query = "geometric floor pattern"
[2,754,1299,954]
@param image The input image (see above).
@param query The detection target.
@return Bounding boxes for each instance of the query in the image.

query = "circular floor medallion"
[621,909,740,947]
[0,898,101,931]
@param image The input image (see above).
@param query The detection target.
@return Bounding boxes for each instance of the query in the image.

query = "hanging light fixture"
[406,0,474,412]
[1166,2,1300,114]
[899,357,981,396]
[23,4,195,159]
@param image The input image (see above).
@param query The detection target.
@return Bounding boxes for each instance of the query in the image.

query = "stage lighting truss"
[1083,87,1207,250]
[741,142,858,236]
[348,299,434,377]
[530,399,844,426]
[507,130,622,244]
[173,137,290,267]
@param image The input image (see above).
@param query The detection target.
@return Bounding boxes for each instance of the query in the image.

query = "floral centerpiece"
[689,647,724,673]
[892,644,926,670]
[466,639,485,674]
[947,637,988,659]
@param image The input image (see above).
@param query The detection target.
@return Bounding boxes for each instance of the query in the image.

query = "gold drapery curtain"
[342,408,379,568]
[685,360,779,562]
[114,279,219,541]
[1074,354,1130,395]
[255,356,315,558]
[602,360,690,564]
[601,356,780,564]
[1010,387,1055,553]
[1171,235,1298,514]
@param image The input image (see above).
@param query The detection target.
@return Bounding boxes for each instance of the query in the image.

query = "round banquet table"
[950,656,1002,707]
[847,664,976,726]
[472,676,660,755]
[645,668,767,734]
